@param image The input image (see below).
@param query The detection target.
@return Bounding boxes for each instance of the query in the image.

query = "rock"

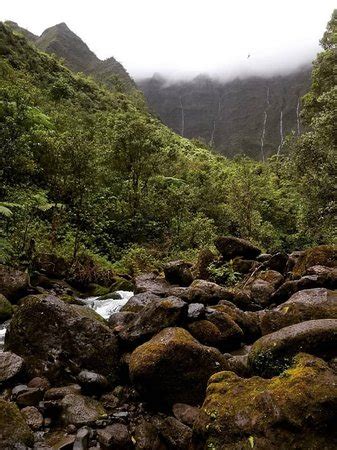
[292,245,337,277]
[187,280,229,305]
[73,426,91,450]
[266,252,288,273]
[204,309,244,349]
[43,431,76,449]
[193,353,337,449]
[305,265,337,288]
[134,273,171,296]
[11,384,28,398]
[45,384,82,400]
[61,394,107,426]
[97,423,132,449]
[215,236,261,260]
[256,270,284,289]
[187,320,223,347]
[33,252,69,278]
[21,406,43,430]
[0,351,24,383]
[0,399,34,448]
[129,327,227,406]
[224,354,250,377]
[187,303,205,321]
[16,387,44,406]
[164,260,193,286]
[248,319,337,377]
[5,295,120,383]
[261,288,337,334]
[249,279,274,306]
[226,289,261,311]
[0,294,13,323]
[77,370,109,395]
[133,419,163,450]
[0,264,29,302]
[121,292,161,313]
[271,274,332,304]
[166,286,190,301]
[119,297,188,346]
[232,258,257,274]
[110,276,134,292]
[28,376,50,390]
[154,416,192,449]
[108,312,137,331]
[256,253,271,262]
[194,248,216,280]
[287,250,305,272]
[172,403,200,427]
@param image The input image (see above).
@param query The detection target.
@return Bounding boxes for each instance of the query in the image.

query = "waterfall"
[209,95,222,147]
[296,96,301,135]
[179,96,185,137]
[260,87,270,162]
[277,110,284,155]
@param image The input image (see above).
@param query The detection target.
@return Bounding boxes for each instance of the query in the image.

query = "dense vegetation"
[0,11,335,281]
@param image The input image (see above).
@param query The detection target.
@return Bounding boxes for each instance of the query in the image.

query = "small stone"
[97,423,133,449]
[21,406,43,430]
[27,376,50,390]
[0,351,24,383]
[77,370,109,394]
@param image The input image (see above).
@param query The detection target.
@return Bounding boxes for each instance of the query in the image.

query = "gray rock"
[61,394,107,426]
[0,351,24,383]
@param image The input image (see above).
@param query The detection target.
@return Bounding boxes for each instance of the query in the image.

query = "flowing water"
[0,290,134,351]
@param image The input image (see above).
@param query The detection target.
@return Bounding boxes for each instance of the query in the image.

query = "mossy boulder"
[292,245,337,277]
[193,353,337,450]
[248,319,337,377]
[129,327,227,406]
[261,288,337,334]
[215,236,261,260]
[87,283,111,297]
[0,294,13,322]
[164,260,194,286]
[111,276,134,292]
[0,399,34,448]
[5,295,120,383]
[0,264,29,302]
[188,280,230,305]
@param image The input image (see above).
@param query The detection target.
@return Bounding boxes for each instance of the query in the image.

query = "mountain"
[5,21,135,93]
[138,69,311,159]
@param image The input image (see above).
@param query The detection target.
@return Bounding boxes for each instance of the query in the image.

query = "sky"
[1,0,335,79]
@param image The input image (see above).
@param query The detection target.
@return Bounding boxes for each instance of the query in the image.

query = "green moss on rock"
[0,399,34,447]
[0,294,13,322]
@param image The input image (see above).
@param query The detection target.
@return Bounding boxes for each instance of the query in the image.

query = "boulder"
[0,351,24,383]
[292,245,336,277]
[119,297,188,346]
[164,260,193,286]
[172,403,200,428]
[133,419,163,450]
[108,311,137,331]
[261,288,337,334]
[154,416,192,449]
[97,423,133,449]
[193,353,337,449]
[265,252,289,273]
[129,327,227,406]
[77,370,109,395]
[188,280,229,305]
[187,303,205,321]
[0,264,29,301]
[61,393,107,426]
[256,270,284,289]
[121,292,161,313]
[249,279,274,306]
[33,252,69,278]
[214,236,261,260]
[0,294,13,322]
[21,406,43,430]
[134,273,171,296]
[305,265,337,288]
[248,319,337,377]
[5,295,120,383]
[194,248,216,280]
[0,399,34,448]
[16,387,44,407]
[45,384,81,400]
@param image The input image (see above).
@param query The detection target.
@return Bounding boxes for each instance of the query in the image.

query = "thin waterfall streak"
[296,96,301,135]
[260,86,270,162]
[209,95,221,147]
[277,110,284,155]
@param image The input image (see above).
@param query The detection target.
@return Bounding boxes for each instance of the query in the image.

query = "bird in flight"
[247,54,251,58]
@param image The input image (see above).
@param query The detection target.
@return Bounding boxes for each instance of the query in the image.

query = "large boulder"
[134,273,171,296]
[0,399,34,448]
[248,319,337,377]
[129,327,227,406]
[215,236,261,260]
[0,264,29,301]
[188,280,229,305]
[121,292,161,313]
[193,353,337,449]
[164,260,193,286]
[0,294,13,322]
[5,295,120,383]
[119,297,188,346]
[0,351,24,383]
[292,245,336,277]
[261,288,337,334]
[33,252,70,278]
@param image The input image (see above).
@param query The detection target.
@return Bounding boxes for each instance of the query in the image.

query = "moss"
[0,293,13,321]
[0,399,34,447]
[111,276,134,292]
[293,245,336,276]
[87,283,111,297]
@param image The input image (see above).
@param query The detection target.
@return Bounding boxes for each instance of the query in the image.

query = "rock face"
[0,352,24,383]
[193,354,337,449]
[248,319,337,377]
[261,288,337,334]
[5,295,120,383]
[129,327,227,406]
[215,236,261,260]
[0,399,34,448]
[0,264,29,301]
[164,260,193,286]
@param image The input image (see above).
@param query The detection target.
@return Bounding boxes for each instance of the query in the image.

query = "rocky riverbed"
[0,237,336,449]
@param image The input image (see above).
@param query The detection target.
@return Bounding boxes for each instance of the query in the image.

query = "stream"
[0,290,134,351]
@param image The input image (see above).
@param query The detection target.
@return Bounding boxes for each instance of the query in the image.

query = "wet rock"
[166,286,190,301]
[187,280,229,305]
[133,419,164,450]
[97,423,132,449]
[0,294,13,323]
[193,353,337,449]
[119,297,188,346]
[292,245,337,277]
[0,264,29,302]
[21,406,43,430]
[261,288,337,334]
[134,273,171,296]
[164,260,193,286]
[108,312,136,331]
[121,292,161,313]
[5,295,120,383]
[0,351,24,383]
[0,399,34,448]
[45,384,82,400]
[172,403,200,427]
[77,370,109,395]
[248,319,337,377]
[215,236,261,260]
[16,386,44,406]
[187,303,205,321]
[154,416,192,449]
[61,394,107,426]
[129,327,227,406]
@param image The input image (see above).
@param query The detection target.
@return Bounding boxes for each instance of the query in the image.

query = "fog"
[1,0,335,80]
